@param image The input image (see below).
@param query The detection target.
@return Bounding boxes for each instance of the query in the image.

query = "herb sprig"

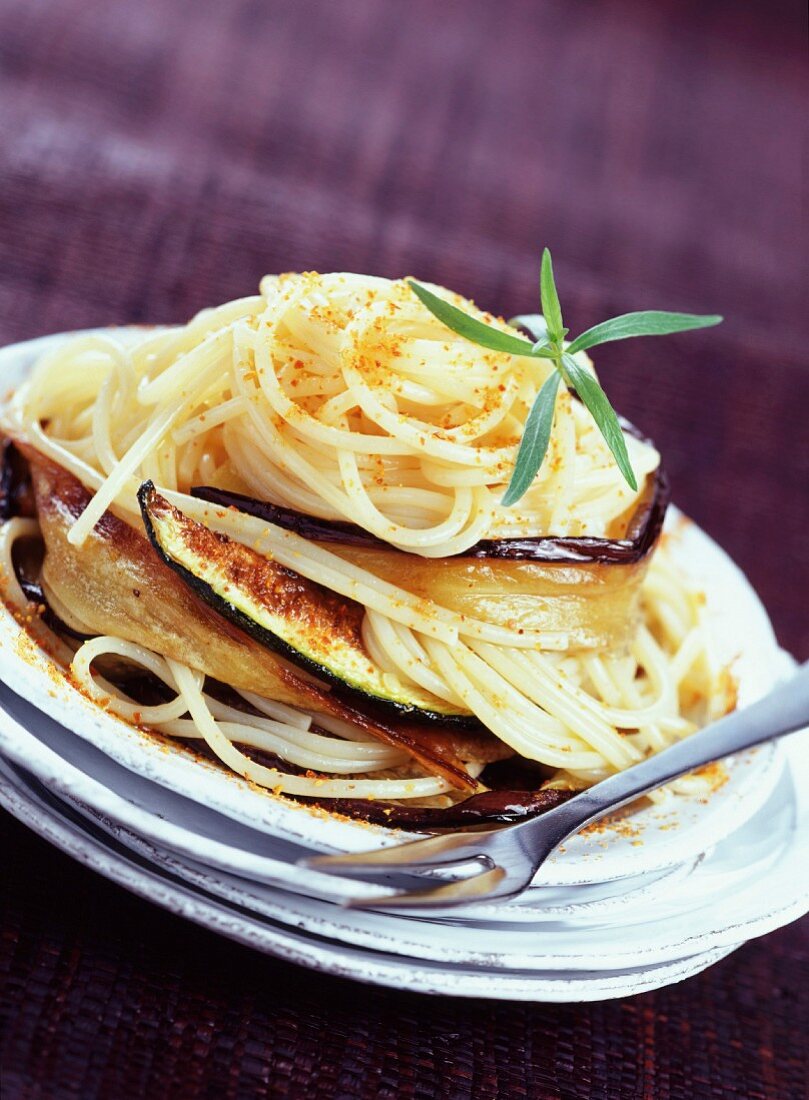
[408,250,721,506]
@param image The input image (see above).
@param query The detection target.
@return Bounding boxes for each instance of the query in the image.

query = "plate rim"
[0,327,793,881]
[0,757,743,1002]
[15,733,803,972]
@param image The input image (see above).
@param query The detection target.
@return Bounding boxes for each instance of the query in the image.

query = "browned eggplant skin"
[18,442,510,790]
[305,785,574,828]
[192,459,669,565]
[0,438,35,520]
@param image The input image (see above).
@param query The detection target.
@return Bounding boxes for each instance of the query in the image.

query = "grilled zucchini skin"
[138,481,474,727]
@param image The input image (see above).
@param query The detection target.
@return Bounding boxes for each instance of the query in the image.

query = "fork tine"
[344,865,507,910]
[302,831,487,874]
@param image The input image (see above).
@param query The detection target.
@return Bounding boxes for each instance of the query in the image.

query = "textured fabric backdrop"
[0,1,806,1097]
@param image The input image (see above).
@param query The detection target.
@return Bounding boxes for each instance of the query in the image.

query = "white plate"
[12,727,804,972]
[0,330,791,882]
[1,677,806,973]
[0,757,741,1002]
[0,679,711,919]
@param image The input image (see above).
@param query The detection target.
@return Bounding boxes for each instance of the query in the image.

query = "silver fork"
[303,662,809,910]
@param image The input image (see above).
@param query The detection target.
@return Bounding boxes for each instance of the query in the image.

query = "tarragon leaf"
[561,354,637,491]
[567,310,723,355]
[501,371,562,506]
[407,280,536,357]
[539,249,564,342]
[409,257,721,507]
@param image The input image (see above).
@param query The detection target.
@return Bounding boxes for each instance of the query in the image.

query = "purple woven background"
[0,1,807,1097]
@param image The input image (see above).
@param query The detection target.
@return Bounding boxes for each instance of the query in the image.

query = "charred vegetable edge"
[192,422,669,565]
[138,481,478,728]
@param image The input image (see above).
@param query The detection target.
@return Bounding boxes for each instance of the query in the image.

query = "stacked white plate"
[1,332,808,1002]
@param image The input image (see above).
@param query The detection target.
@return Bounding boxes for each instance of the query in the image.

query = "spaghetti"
[1,272,730,814]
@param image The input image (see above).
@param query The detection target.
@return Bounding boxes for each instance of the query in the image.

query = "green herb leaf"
[561,354,637,491]
[408,255,721,507]
[567,310,723,355]
[508,313,548,342]
[539,249,564,342]
[501,371,562,506]
[407,280,536,357]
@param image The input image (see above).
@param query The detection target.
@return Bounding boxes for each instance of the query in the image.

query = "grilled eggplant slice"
[307,785,574,828]
[192,459,667,564]
[21,443,509,790]
[138,481,469,724]
[192,463,668,651]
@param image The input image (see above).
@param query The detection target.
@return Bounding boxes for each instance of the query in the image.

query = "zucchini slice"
[138,482,471,724]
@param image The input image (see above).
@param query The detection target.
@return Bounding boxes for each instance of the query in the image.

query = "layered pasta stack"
[1,273,730,816]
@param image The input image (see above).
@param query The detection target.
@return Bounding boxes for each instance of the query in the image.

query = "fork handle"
[536,661,809,841]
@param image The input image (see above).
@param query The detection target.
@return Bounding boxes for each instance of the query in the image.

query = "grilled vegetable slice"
[138,481,469,723]
[191,461,667,652]
[21,443,508,790]
[192,451,667,564]
[306,785,574,828]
